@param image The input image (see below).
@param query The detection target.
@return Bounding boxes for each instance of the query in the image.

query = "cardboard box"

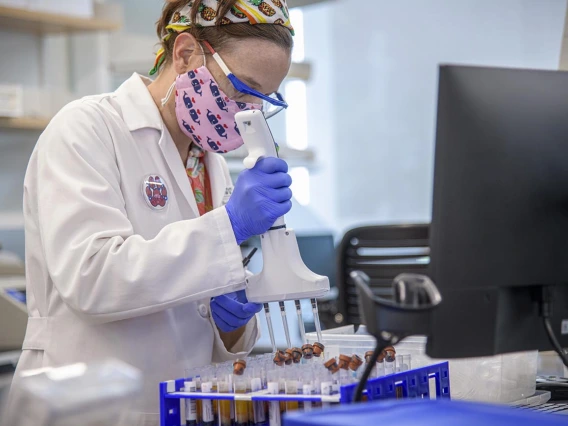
[0,85,23,118]
[27,0,93,18]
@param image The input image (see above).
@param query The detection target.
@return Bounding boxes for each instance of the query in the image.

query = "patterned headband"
[150,0,294,76]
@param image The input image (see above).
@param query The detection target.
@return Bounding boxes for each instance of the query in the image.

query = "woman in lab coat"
[9,0,295,423]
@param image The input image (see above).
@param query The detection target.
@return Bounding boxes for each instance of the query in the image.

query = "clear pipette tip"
[311,298,323,343]
[279,301,292,348]
[264,303,277,353]
[295,300,307,345]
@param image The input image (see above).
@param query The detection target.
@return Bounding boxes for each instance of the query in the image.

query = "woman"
[10,0,294,423]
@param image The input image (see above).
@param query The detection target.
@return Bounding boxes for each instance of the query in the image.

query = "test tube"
[384,358,395,376]
[217,375,232,426]
[267,369,282,426]
[320,370,333,409]
[279,301,292,348]
[194,373,203,425]
[212,367,220,425]
[285,370,299,412]
[384,347,396,375]
[403,354,411,371]
[278,368,287,415]
[377,359,386,377]
[183,379,198,426]
[233,375,249,426]
[200,370,215,426]
[311,366,322,410]
[295,300,307,344]
[250,365,267,426]
[364,351,378,379]
[264,303,278,353]
[246,372,255,425]
[310,298,323,343]
[302,370,315,412]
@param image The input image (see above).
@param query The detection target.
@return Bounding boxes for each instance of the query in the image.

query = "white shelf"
[0,213,25,231]
[0,117,50,131]
[0,5,121,34]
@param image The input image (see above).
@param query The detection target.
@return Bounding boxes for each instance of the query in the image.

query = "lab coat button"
[198,304,209,318]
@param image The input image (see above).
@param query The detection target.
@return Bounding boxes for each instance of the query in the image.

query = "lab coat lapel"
[157,131,200,218]
[205,153,227,208]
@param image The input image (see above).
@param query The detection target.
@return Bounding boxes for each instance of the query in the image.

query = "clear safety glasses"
[203,41,288,119]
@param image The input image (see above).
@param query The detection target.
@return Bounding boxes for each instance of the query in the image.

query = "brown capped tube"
[384,346,396,362]
[291,347,302,364]
[349,354,363,371]
[301,344,314,360]
[338,354,351,370]
[233,359,247,376]
[324,357,340,374]
[312,342,325,357]
[364,350,375,364]
[379,346,396,362]
[273,350,286,367]
[284,348,294,365]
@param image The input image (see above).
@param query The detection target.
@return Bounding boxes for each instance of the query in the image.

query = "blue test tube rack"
[159,361,450,426]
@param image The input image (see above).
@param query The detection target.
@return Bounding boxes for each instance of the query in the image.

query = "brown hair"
[155,0,294,74]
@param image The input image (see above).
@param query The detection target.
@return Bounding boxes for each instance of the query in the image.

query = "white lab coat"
[10,73,259,425]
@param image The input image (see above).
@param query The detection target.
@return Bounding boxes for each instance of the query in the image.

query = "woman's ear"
[172,33,202,75]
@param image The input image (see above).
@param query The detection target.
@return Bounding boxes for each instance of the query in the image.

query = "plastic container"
[282,399,568,426]
[306,328,538,403]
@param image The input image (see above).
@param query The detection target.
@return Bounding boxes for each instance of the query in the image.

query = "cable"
[539,285,568,369]
[543,317,568,369]
[353,342,387,403]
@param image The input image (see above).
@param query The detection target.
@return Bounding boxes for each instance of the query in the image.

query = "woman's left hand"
[211,290,262,332]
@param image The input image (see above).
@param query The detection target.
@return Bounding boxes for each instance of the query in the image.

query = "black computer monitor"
[427,65,568,359]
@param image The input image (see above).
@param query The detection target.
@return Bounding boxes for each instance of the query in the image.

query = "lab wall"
[0,31,44,256]
[318,0,566,234]
[0,31,42,212]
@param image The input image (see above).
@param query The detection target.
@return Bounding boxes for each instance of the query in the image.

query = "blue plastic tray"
[159,362,450,426]
[283,399,568,426]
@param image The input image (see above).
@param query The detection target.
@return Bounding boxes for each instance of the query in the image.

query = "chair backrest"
[336,224,430,325]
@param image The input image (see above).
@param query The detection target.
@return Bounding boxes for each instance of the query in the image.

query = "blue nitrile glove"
[225,157,292,245]
[211,290,262,333]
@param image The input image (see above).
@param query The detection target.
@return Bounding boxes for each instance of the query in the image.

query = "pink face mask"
[162,63,260,153]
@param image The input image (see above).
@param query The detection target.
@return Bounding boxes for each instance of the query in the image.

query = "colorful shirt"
[186,145,214,216]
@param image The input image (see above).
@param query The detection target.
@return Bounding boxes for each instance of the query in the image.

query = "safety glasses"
[203,41,288,119]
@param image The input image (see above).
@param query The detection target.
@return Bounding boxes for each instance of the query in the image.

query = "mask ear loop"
[199,42,207,67]
[160,42,207,107]
[161,81,176,107]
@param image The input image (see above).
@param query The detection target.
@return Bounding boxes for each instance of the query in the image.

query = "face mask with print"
[162,50,261,153]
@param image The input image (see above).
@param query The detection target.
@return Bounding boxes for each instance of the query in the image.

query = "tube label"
[303,384,314,412]
[201,382,214,422]
[321,381,332,396]
[184,381,197,422]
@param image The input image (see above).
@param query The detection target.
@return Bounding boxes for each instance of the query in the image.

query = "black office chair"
[336,224,430,326]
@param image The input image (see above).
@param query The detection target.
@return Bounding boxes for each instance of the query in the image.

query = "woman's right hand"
[225,157,293,245]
